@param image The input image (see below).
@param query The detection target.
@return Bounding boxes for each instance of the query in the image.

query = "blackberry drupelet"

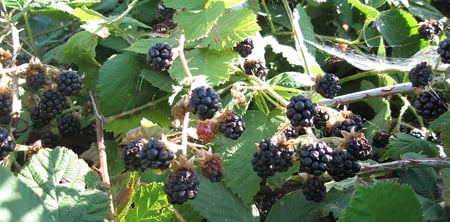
[56,70,82,96]
[0,91,12,117]
[286,95,318,127]
[303,177,326,202]
[346,136,372,161]
[58,114,81,135]
[0,127,15,161]
[201,155,224,182]
[234,38,254,58]
[164,168,200,204]
[372,131,390,148]
[243,59,267,78]
[26,72,46,90]
[414,90,448,121]
[218,111,246,140]
[146,43,173,72]
[300,142,334,176]
[316,73,341,99]
[437,37,450,64]
[418,19,443,40]
[189,86,221,120]
[409,62,432,88]
[39,89,66,119]
[283,125,298,140]
[327,150,361,181]
[122,139,146,171]
[140,139,174,170]
[251,138,295,179]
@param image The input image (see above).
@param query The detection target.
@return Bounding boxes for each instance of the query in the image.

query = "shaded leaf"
[417,195,450,221]
[265,190,319,222]
[387,133,440,160]
[125,38,179,55]
[162,0,204,10]
[141,69,176,92]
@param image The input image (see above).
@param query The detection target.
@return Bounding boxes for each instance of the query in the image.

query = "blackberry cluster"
[189,86,221,120]
[302,177,326,202]
[0,128,15,161]
[418,19,443,40]
[146,43,173,72]
[0,91,12,117]
[314,109,329,130]
[39,90,66,119]
[58,114,81,135]
[346,136,372,161]
[56,70,82,96]
[409,62,432,88]
[234,38,254,58]
[218,111,246,140]
[327,150,361,181]
[141,139,174,170]
[243,60,267,78]
[286,95,318,127]
[201,155,224,182]
[316,73,341,99]
[283,125,298,140]
[372,131,390,148]
[300,142,334,176]
[415,90,448,121]
[437,37,450,64]
[251,138,295,179]
[164,168,200,204]
[26,72,46,90]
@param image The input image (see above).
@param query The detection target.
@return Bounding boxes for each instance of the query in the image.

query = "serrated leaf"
[170,48,238,86]
[189,175,258,221]
[398,166,439,200]
[387,133,440,160]
[338,182,423,222]
[173,203,204,222]
[267,72,314,88]
[417,194,450,221]
[429,111,450,131]
[265,190,319,222]
[141,69,177,92]
[125,38,179,54]
[162,0,204,10]
[200,8,260,50]
[348,0,380,21]
[408,0,445,20]
[17,147,109,222]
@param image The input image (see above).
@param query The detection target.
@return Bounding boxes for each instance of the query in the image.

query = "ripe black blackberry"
[303,177,326,202]
[56,70,82,96]
[58,114,81,135]
[372,131,390,148]
[0,90,12,117]
[327,150,361,181]
[415,90,448,121]
[164,168,200,204]
[189,86,221,120]
[31,107,52,128]
[122,139,146,171]
[26,72,46,90]
[146,43,173,72]
[333,118,363,137]
[234,38,254,58]
[218,110,246,140]
[346,135,372,161]
[243,59,267,78]
[418,19,443,40]
[283,125,298,140]
[300,142,334,176]
[286,95,318,127]
[0,127,15,161]
[140,139,174,170]
[437,37,450,64]
[409,62,432,88]
[41,131,59,148]
[62,63,79,71]
[314,109,329,130]
[315,73,341,99]
[252,138,295,179]
[156,4,176,22]
[38,89,66,119]
[201,154,224,182]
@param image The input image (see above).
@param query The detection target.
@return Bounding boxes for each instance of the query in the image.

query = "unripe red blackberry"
[300,142,334,176]
[315,73,341,99]
[409,62,432,88]
[56,70,82,96]
[437,37,450,64]
[0,89,12,117]
[303,177,326,202]
[218,110,246,140]
[286,95,318,127]
[197,120,218,143]
[327,150,361,181]
[0,127,15,161]
[58,114,81,135]
[189,86,221,120]
[418,19,443,40]
[252,138,295,179]
[164,168,200,204]
[234,38,254,58]
[414,90,448,121]
[345,134,372,161]
[201,154,224,182]
[146,43,173,72]
[243,59,267,78]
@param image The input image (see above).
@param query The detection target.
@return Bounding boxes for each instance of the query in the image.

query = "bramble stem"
[358,159,450,176]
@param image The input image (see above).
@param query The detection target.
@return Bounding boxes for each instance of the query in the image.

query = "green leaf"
[0,167,51,222]
[417,195,450,222]
[123,183,173,221]
[387,133,440,160]
[170,48,238,86]
[267,72,314,88]
[408,0,445,20]
[73,6,106,22]
[189,175,258,221]
[348,0,380,21]
[173,203,204,222]
[200,8,260,50]
[162,0,204,10]
[265,190,319,222]
[17,147,109,222]
[125,38,179,54]
[112,173,137,217]
[429,111,450,131]
[266,162,299,188]
[141,69,177,92]
[338,182,424,222]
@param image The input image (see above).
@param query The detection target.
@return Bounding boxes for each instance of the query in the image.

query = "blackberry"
[201,155,224,182]
[164,168,200,204]
[286,95,318,127]
[152,23,170,34]
[243,59,267,78]
[327,150,361,181]
[39,90,66,119]
[26,72,46,90]
[141,139,174,170]
[146,43,173,72]
[414,90,448,121]
[58,114,81,135]
[15,53,31,65]
[56,70,82,96]
[346,136,372,161]
[41,131,59,148]
[333,118,363,137]
[283,125,298,140]
[31,107,52,128]
[157,4,176,22]
[0,91,12,117]
[234,38,254,58]
[315,73,341,99]
[189,86,221,120]
[62,63,79,71]
[300,142,334,176]
[0,127,15,161]
[409,62,432,88]
[418,19,443,40]
[218,111,246,140]
[197,120,218,143]
[437,37,450,64]
[122,139,146,171]
[251,138,295,179]
[372,131,390,148]
[314,109,329,130]
[302,177,326,202]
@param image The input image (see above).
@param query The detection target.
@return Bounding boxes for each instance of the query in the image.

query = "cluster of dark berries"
[58,114,81,135]
[418,19,443,40]
[299,142,334,176]
[414,90,448,121]
[218,110,246,140]
[164,168,200,204]
[122,138,174,171]
[189,86,221,120]
[372,131,390,148]
[31,90,67,128]
[146,43,173,72]
[252,138,295,179]
[345,134,372,161]
[56,70,82,96]
[201,155,224,182]
[409,62,432,88]
[0,90,12,117]
[244,59,267,78]
[327,150,361,181]
[234,38,254,58]
[286,95,318,127]
[316,73,341,99]
[438,37,450,64]
[302,177,326,202]
[0,128,15,161]
[26,72,46,90]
